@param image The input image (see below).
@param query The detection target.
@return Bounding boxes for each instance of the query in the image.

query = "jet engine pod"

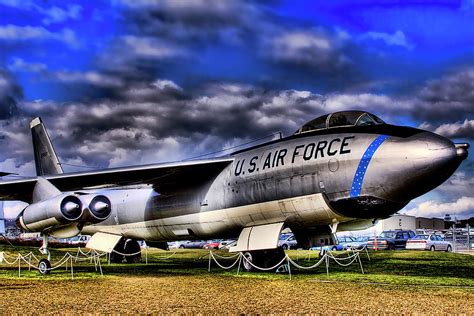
[17,194,83,232]
[79,194,112,224]
[88,195,112,221]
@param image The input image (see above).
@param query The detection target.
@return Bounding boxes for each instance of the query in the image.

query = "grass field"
[0,246,473,314]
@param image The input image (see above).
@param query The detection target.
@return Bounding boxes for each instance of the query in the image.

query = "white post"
[208,252,212,272]
[70,256,74,280]
[358,253,364,274]
[287,256,292,280]
[236,253,242,275]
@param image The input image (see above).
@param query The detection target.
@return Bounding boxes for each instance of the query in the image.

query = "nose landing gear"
[38,234,51,275]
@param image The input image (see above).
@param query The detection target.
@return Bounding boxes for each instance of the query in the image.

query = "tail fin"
[30,117,63,176]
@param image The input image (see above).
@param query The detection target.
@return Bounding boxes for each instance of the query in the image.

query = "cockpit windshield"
[295,111,385,134]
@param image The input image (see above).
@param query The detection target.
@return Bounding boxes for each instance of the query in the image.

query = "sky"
[0,0,473,220]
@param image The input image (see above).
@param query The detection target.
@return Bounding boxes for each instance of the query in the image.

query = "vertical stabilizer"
[30,117,63,176]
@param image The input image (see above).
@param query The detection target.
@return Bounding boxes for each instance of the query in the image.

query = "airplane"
[0,110,469,273]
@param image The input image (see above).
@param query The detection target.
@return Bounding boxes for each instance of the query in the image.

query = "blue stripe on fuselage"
[350,135,389,198]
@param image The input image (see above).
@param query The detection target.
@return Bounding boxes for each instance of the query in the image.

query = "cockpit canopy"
[295,111,385,134]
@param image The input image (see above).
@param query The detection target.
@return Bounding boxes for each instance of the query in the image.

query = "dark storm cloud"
[120,0,258,44]
[0,69,22,119]
[414,68,474,122]
[0,80,327,173]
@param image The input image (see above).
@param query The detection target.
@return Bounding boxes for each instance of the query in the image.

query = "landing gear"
[109,238,142,263]
[38,234,52,274]
[39,234,51,261]
[38,258,51,275]
[241,248,286,272]
[124,239,141,263]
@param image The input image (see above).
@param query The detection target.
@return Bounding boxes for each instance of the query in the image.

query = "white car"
[406,234,453,252]
[218,240,236,249]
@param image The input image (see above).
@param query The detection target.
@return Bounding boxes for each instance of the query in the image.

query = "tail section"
[30,117,63,176]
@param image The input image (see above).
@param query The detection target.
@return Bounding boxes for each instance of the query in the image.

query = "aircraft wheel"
[242,248,286,272]
[242,252,256,272]
[124,240,142,263]
[38,258,51,275]
[110,238,126,263]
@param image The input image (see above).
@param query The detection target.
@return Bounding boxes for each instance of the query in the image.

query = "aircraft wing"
[0,157,234,202]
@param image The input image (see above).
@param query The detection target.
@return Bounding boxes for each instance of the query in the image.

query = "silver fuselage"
[82,125,465,241]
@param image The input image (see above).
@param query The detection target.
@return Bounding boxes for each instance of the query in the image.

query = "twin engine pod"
[17,193,112,233]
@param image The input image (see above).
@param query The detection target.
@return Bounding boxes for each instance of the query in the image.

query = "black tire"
[179,245,185,249]
[109,251,124,263]
[110,238,126,263]
[446,245,452,252]
[242,248,286,273]
[332,246,337,251]
[124,240,141,263]
[242,252,255,272]
[38,258,51,275]
[388,244,396,250]
[430,245,435,252]
[281,244,288,250]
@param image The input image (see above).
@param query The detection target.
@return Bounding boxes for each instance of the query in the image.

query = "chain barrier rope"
[208,249,366,279]
[0,250,103,279]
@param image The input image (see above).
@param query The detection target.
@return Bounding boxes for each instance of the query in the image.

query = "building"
[376,214,416,231]
[363,214,450,236]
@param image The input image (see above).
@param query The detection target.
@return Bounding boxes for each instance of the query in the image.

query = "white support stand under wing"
[229,222,284,253]
[86,232,122,253]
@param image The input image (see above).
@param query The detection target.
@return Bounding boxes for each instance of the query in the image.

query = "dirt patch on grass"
[1,275,473,314]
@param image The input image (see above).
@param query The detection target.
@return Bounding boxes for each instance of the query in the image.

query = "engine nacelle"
[17,194,83,232]
[79,194,112,224]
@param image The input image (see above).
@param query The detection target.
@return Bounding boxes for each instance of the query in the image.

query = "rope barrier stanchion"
[208,252,212,272]
[236,254,243,275]
[70,255,74,279]
[287,256,292,280]
[358,252,364,274]
[325,254,329,276]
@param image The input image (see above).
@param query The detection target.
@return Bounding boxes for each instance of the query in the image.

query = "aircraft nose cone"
[375,131,465,202]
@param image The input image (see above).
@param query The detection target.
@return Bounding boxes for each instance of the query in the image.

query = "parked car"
[337,236,357,249]
[406,234,453,252]
[346,236,369,249]
[218,240,236,249]
[170,240,208,249]
[67,235,90,245]
[222,240,237,250]
[278,234,298,249]
[204,240,221,249]
[367,230,416,250]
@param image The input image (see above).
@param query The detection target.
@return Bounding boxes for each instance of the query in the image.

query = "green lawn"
[1,246,473,287]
